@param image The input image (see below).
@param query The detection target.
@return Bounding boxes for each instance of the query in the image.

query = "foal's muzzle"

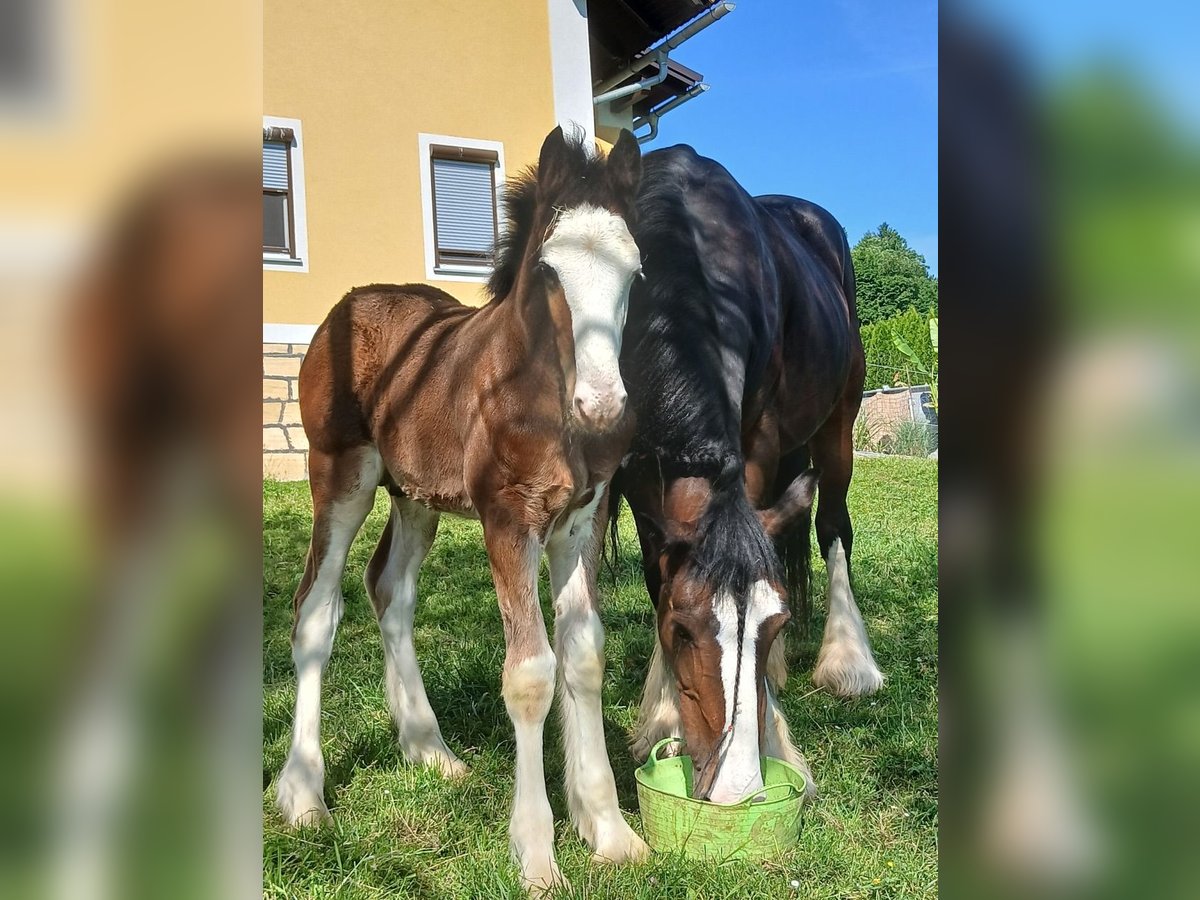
[573,383,627,430]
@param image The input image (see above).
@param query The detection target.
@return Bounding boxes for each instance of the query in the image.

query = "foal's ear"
[537,125,576,201]
[605,128,642,204]
[759,469,820,538]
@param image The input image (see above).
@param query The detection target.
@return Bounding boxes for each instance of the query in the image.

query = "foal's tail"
[774,447,814,632]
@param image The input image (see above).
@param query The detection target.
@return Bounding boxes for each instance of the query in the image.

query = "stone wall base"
[263,343,309,481]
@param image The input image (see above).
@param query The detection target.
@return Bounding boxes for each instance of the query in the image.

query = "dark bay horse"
[274,128,647,892]
[608,145,884,804]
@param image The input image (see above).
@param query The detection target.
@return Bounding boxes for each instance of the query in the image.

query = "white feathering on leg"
[812,539,884,697]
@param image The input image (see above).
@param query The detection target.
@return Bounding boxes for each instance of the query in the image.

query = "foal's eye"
[538,260,560,285]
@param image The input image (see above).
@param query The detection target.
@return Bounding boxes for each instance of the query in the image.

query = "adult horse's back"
[612,145,883,803]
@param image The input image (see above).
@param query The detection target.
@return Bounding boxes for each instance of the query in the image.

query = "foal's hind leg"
[808,385,884,697]
[276,446,381,826]
[365,495,466,778]
[548,490,649,866]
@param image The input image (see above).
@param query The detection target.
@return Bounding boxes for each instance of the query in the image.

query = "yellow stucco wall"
[263,0,560,324]
[0,0,259,225]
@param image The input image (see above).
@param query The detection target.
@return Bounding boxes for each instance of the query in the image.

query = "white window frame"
[418,132,506,283]
[263,115,309,273]
[263,323,318,344]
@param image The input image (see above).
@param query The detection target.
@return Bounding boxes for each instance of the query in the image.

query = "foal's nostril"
[573,395,590,423]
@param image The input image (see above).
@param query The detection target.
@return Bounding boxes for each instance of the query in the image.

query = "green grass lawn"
[263,456,938,899]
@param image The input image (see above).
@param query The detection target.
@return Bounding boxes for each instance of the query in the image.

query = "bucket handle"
[646,736,686,769]
[734,780,803,806]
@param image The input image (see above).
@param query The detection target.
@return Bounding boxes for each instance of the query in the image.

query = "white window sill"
[430,264,493,283]
[264,254,308,273]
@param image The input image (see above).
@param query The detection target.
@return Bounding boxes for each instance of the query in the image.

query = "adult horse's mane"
[622,149,775,468]
[687,461,784,597]
[486,129,613,302]
[606,147,785,603]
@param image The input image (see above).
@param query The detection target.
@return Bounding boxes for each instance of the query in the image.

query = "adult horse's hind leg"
[808,382,884,698]
[548,488,649,866]
[364,495,466,778]
[276,446,381,826]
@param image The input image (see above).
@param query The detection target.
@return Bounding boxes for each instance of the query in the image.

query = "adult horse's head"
[648,467,818,803]
[489,126,643,431]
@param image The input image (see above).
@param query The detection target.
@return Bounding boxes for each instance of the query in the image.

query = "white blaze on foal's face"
[540,204,640,429]
[707,580,788,805]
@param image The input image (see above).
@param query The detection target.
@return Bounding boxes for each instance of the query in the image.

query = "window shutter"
[432,157,496,260]
[263,142,290,190]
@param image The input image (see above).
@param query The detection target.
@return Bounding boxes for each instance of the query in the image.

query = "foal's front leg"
[484,521,563,894]
[547,501,649,865]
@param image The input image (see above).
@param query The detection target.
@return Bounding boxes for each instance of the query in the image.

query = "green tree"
[851,223,938,325]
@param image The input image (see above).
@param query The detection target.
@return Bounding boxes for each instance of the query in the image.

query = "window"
[263,116,308,271]
[0,0,68,122]
[262,134,293,254]
[431,146,499,269]
[419,134,505,281]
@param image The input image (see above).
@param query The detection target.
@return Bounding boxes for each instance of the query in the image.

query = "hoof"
[404,741,470,780]
[812,643,884,698]
[276,759,331,827]
[426,751,469,780]
[630,732,681,765]
[591,822,651,866]
[629,734,654,764]
[520,860,568,897]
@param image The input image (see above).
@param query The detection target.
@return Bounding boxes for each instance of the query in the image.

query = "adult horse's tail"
[603,473,625,582]
[774,447,814,631]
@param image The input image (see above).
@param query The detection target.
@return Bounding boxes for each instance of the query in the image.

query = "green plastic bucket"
[634,737,808,861]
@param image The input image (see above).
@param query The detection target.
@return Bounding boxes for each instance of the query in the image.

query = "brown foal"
[274,127,646,892]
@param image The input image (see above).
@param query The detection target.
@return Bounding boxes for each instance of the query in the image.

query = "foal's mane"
[486,130,608,302]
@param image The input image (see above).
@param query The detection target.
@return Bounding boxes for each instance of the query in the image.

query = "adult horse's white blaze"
[539,204,640,428]
[708,580,787,805]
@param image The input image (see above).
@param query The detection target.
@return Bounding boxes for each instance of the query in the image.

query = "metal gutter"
[632,81,709,144]
[592,1,735,101]
[592,49,670,106]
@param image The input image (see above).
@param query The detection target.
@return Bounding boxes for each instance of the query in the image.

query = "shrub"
[891,419,935,457]
[860,307,935,392]
[853,413,875,452]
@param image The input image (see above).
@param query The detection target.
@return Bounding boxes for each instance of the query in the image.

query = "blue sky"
[642,0,939,274]
[967,0,1200,134]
